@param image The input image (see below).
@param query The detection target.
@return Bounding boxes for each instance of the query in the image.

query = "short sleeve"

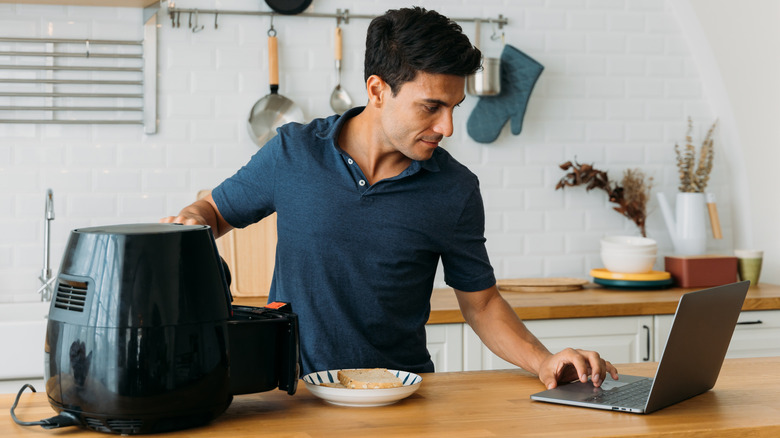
[212,136,279,229]
[440,185,496,292]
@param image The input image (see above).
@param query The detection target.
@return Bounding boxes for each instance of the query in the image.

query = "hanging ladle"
[329,24,353,114]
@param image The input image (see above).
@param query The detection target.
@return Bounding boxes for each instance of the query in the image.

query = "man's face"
[377,72,466,161]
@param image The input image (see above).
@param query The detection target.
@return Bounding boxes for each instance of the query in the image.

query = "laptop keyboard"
[585,378,653,408]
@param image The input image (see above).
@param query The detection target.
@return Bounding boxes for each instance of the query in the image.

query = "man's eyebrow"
[423,96,467,107]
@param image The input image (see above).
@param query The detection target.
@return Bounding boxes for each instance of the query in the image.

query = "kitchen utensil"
[497,277,588,293]
[664,255,737,288]
[601,251,656,274]
[264,0,313,15]
[657,192,707,255]
[248,26,304,147]
[735,249,763,286]
[303,369,422,407]
[41,223,300,434]
[706,192,723,239]
[593,277,674,290]
[590,268,671,282]
[329,25,353,114]
[601,235,657,250]
[467,19,501,96]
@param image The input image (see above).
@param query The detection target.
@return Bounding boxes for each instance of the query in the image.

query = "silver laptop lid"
[644,280,749,412]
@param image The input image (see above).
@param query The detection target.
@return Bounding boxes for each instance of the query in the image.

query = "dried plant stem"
[675,117,717,192]
[556,160,653,237]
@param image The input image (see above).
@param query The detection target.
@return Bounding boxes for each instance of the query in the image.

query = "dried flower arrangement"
[556,160,653,237]
[675,117,717,193]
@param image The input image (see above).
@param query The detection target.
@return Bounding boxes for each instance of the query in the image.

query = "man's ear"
[366,75,388,107]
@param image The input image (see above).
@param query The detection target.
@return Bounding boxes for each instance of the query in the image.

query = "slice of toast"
[337,368,403,389]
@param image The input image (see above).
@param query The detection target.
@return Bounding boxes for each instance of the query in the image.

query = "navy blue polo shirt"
[213,107,495,374]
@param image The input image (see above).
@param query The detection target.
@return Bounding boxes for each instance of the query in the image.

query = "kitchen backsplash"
[0,0,733,303]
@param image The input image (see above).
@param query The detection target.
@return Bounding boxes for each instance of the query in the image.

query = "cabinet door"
[730,310,780,357]
[655,310,780,359]
[425,323,463,372]
[464,316,654,371]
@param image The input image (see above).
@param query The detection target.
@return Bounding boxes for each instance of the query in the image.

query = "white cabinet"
[525,316,654,365]
[654,310,780,360]
[427,310,780,373]
[427,316,654,373]
[425,323,463,372]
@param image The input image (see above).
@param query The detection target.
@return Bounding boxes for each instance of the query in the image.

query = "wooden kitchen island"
[3,357,780,437]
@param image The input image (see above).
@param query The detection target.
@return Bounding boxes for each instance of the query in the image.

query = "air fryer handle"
[279,313,301,395]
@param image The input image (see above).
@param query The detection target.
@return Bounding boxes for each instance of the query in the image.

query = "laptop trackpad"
[531,374,648,402]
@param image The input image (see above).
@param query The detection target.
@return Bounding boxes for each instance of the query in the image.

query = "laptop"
[530,280,749,414]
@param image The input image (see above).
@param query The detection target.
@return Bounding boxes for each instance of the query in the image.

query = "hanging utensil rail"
[166,5,506,29]
[0,6,158,133]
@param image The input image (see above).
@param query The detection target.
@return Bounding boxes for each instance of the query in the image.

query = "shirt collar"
[319,106,442,174]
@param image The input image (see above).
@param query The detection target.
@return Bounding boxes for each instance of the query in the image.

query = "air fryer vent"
[54,279,88,312]
[85,417,143,434]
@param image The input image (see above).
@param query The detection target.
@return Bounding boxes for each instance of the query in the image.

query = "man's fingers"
[159,215,204,226]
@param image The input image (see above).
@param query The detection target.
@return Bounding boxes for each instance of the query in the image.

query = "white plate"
[303,369,422,407]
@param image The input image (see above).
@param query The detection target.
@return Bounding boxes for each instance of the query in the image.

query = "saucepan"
[467,19,501,96]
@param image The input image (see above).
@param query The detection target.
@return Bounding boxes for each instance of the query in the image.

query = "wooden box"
[664,255,738,288]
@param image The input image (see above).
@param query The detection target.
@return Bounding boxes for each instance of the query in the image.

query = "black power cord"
[10,384,79,430]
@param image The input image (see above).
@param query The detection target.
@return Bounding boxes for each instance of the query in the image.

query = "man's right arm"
[160,193,234,239]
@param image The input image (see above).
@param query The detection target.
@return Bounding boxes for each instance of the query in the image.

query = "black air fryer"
[42,224,300,434]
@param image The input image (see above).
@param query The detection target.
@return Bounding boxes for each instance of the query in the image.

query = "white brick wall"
[0,0,734,302]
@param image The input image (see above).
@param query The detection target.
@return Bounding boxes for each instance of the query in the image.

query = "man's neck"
[338,110,412,185]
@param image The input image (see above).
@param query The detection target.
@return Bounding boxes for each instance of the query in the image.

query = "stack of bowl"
[600,235,657,274]
[591,236,673,289]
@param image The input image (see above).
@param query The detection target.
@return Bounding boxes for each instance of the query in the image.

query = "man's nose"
[433,110,454,137]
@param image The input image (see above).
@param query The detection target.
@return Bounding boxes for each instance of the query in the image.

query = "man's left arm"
[454,285,618,389]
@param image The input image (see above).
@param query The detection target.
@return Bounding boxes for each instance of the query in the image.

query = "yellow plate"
[590,268,671,281]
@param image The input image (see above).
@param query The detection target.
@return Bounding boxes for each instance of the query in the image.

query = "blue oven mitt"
[467,45,544,144]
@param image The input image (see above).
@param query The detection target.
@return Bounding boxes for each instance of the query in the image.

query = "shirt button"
[358,180,366,186]
[348,158,354,164]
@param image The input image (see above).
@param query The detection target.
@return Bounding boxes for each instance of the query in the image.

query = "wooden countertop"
[234,283,780,324]
[4,357,780,437]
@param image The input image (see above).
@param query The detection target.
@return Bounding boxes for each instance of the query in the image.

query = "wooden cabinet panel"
[198,190,276,298]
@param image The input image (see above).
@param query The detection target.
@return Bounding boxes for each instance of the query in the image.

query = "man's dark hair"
[364,7,482,95]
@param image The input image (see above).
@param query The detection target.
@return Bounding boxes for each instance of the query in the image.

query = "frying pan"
[247,28,304,147]
[265,0,313,15]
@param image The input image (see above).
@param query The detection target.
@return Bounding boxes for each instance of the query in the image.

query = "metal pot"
[467,57,501,96]
[467,19,501,96]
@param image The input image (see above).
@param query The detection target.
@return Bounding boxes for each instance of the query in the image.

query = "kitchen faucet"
[37,188,55,302]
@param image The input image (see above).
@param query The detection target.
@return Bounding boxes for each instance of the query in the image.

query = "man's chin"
[410,148,436,161]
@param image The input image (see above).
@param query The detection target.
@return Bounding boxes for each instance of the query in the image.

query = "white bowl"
[601,235,657,250]
[303,369,422,407]
[601,251,657,274]
[601,246,657,255]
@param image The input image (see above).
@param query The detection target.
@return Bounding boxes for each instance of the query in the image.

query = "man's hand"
[159,194,233,239]
[538,348,618,389]
[160,211,208,226]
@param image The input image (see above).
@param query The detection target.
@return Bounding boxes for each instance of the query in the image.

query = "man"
[162,7,617,390]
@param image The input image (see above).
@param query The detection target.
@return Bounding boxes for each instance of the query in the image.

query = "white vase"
[657,192,707,255]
